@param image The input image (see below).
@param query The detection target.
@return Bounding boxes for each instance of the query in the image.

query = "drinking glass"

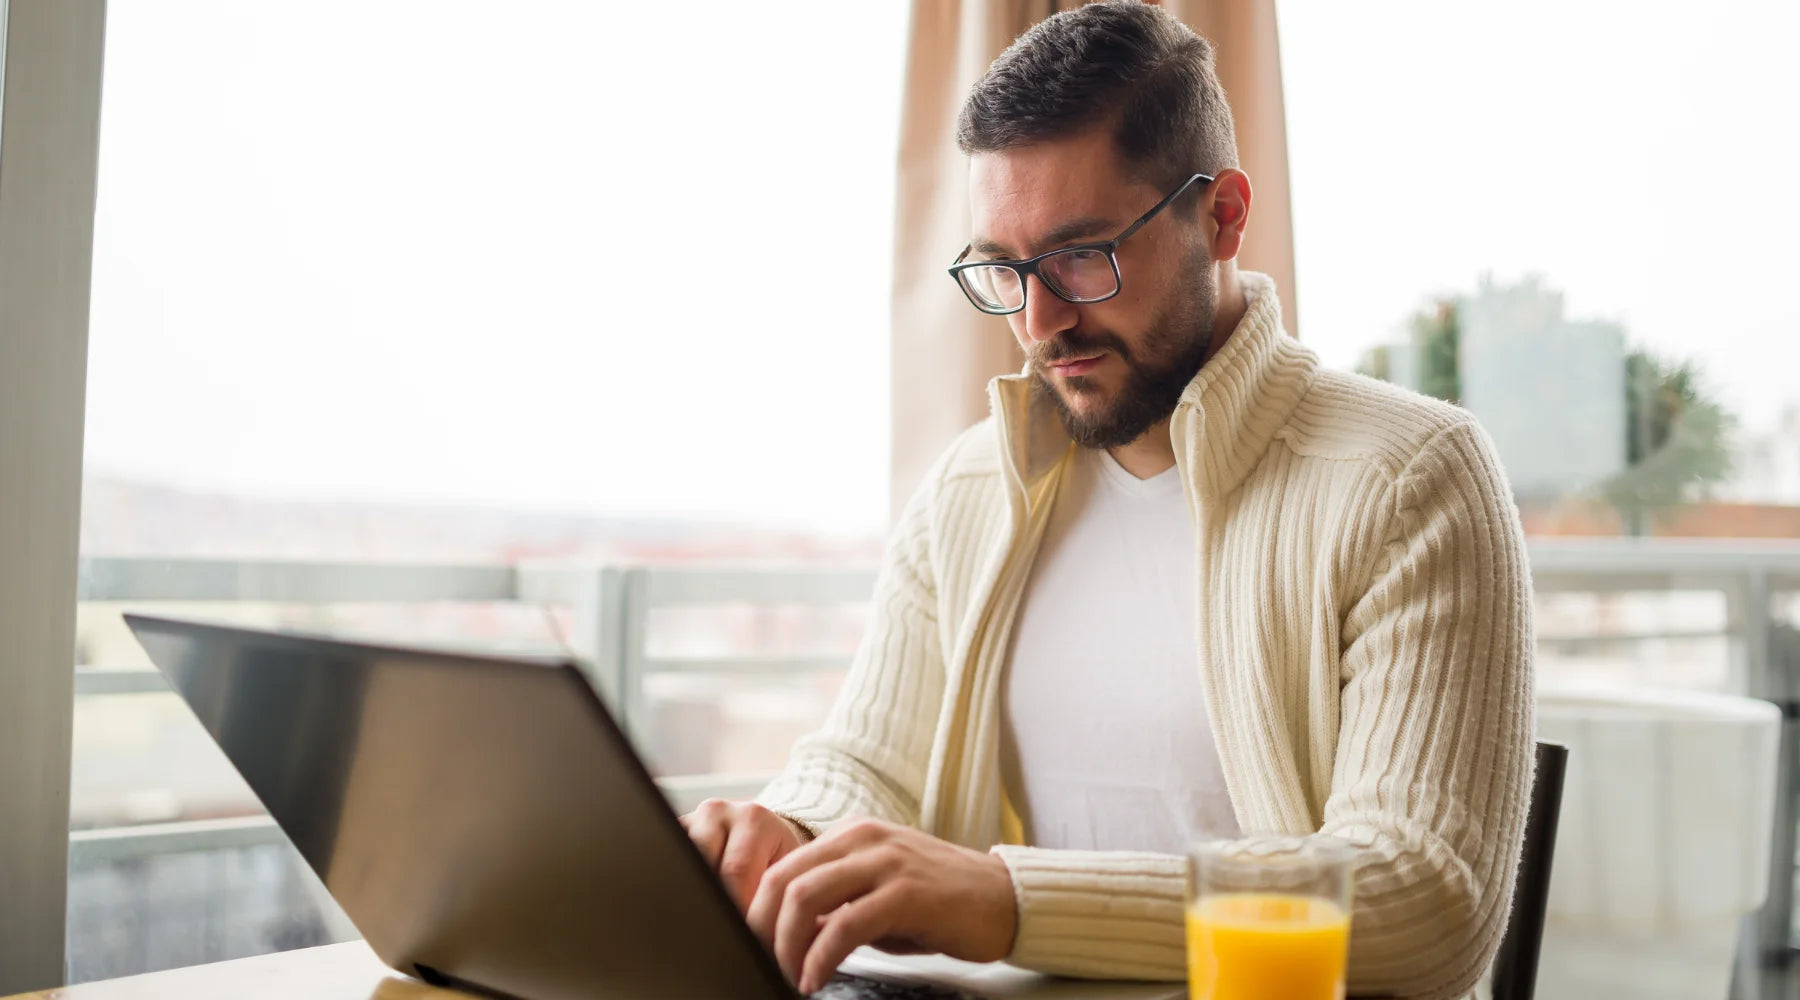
[1186,838,1354,1000]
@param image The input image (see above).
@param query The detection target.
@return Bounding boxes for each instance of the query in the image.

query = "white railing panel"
[71,774,780,864]
[77,557,517,604]
[1529,539,1800,587]
[641,654,853,676]
[70,816,286,865]
[73,668,168,697]
[641,566,876,606]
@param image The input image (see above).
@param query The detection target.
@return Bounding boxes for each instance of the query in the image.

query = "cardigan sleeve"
[754,455,949,836]
[994,418,1534,1000]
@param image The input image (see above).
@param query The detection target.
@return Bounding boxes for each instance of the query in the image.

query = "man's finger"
[717,818,782,910]
[798,884,907,995]
[772,854,887,988]
[746,832,868,945]
[685,813,727,869]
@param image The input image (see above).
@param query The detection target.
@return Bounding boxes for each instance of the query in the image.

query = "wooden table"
[1,943,472,1000]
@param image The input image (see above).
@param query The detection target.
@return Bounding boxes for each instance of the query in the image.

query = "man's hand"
[680,799,809,909]
[745,817,1018,995]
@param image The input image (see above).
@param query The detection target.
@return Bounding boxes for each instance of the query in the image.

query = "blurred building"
[1458,276,1627,502]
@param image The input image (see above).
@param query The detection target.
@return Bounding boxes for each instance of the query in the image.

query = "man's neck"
[1107,419,1177,479]
[1105,265,1249,480]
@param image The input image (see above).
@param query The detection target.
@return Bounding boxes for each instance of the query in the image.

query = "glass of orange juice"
[1186,838,1353,1000]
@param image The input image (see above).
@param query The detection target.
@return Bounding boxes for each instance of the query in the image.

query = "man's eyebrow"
[969,215,1119,258]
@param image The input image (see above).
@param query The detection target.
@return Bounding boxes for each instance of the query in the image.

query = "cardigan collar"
[989,270,1317,505]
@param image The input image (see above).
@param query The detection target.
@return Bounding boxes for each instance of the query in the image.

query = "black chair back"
[1492,739,1570,1000]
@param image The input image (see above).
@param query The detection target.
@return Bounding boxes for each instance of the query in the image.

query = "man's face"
[968,129,1216,450]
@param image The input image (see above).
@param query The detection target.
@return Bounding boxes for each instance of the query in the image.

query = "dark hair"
[955,0,1238,192]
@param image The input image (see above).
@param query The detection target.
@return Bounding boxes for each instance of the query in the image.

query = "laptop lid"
[124,613,797,1000]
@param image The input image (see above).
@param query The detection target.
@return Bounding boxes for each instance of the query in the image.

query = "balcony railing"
[72,560,877,856]
[67,539,1800,957]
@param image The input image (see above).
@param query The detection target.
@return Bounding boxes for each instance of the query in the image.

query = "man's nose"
[1016,274,1078,346]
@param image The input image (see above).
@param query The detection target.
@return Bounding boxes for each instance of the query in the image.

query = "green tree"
[1356,299,1462,402]
[1411,299,1461,405]
[1599,351,1737,534]
[1355,344,1392,382]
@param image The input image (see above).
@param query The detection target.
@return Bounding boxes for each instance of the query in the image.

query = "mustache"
[1031,329,1131,367]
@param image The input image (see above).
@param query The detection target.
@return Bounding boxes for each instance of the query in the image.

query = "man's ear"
[1204,168,1252,262]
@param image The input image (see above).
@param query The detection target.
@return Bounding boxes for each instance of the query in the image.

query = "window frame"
[0,0,105,990]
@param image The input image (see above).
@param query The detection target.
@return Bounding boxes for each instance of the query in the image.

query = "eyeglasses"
[947,172,1213,316]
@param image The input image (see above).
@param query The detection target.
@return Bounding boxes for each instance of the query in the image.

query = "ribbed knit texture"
[758,272,1534,1000]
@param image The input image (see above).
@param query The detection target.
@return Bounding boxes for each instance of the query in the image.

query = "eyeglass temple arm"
[1110,172,1215,246]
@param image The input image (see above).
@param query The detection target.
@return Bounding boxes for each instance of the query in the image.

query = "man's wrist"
[985,847,1022,957]
[769,810,818,844]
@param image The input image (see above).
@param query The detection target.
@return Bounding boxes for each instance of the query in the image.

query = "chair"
[1492,739,1570,1000]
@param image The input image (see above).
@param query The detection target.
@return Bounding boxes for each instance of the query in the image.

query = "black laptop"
[126,614,1181,1000]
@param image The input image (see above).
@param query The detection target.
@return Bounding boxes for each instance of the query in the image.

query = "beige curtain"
[888,0,1297,517]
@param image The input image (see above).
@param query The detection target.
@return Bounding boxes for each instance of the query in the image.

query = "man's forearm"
[992,827,1504,995]
[990,845,1190,981]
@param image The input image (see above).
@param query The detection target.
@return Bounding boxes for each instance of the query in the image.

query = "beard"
[1028,248,1217,450]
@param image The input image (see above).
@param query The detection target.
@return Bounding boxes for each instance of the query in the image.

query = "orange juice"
[1186,893,1350,1000]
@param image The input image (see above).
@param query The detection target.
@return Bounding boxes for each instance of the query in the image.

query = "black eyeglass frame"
[947,172,1215,316]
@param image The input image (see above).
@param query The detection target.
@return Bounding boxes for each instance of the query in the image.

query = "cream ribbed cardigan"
[758,272,1534,1000]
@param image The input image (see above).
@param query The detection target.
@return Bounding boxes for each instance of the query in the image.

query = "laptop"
[124,614,1183,1000]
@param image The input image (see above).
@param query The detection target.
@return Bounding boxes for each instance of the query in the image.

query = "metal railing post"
[1752,572,1799,964]
[566,567,628,718]
[617,567,651,745]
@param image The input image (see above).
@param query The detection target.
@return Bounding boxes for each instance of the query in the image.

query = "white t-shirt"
[999,446,1240,853]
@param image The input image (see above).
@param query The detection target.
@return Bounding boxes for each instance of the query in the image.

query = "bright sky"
[1277,0,1800,429]
[85,2,909,533]
[84,2,1800,536]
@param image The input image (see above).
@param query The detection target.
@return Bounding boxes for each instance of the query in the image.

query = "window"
[70,1,906,980]
[1279,1,1800,538]
[1278,0,1800,689]
[1279,0,1800,977]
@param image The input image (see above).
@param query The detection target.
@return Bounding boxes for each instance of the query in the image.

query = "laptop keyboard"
[812,971,981,1000]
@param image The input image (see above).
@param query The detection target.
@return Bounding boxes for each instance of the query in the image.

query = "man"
[681,3,1532,997]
